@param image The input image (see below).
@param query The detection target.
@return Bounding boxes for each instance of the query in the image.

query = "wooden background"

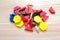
[0,0,60,40]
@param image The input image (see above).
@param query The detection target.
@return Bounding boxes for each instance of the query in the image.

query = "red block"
[22,16,29,22]
[33,10,39,14]
[49,7,55,14]
[33,9,43,14]
[14,6,21,11]
[40,11,46,17]
[24,19,30,27]
[25,26,33,32]
[29,19,33,28]
[42,15,49,22]
[14,6,22,15]
[14,9,21,14]
[24,7,33,15]
[25,19,33,32]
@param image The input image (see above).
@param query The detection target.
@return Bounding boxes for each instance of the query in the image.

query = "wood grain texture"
[0,0,60,40]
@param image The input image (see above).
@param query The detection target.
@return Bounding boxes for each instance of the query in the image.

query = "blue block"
[10,13,17,22]
[10,13,17,16]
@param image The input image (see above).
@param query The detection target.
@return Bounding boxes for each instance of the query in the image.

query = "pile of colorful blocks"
[10,5,55,32]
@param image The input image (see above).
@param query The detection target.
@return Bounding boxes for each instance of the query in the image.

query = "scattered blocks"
[9,5,55,32]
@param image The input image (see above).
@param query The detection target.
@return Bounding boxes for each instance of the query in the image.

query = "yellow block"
[13,15,21,23]
[39,22,48,31]
[34,16,42,23]
[15,20,24,28]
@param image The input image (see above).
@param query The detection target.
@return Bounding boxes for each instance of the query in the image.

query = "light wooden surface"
[0,0,60,40]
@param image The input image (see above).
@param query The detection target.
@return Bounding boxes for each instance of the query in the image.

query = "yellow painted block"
[34,16,42,23]
[39,22,48,31]
[13,15,21,23]
[15,20,24,28]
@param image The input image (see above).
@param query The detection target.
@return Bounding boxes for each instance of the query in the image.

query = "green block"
[32,13,39,18]
[33,23,39,27]
[21,11,27,16]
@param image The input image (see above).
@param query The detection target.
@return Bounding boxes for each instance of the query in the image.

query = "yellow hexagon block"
[13,15,21,23]
[39,22,48,31]
[15,20,24,28]
[34,16,42,23]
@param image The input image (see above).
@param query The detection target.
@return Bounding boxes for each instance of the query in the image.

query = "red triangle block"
[42,15,49,22]
[49,7,55,14]
[25,19,33,32]
[40,11,46,17]
[25,26,33,32]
